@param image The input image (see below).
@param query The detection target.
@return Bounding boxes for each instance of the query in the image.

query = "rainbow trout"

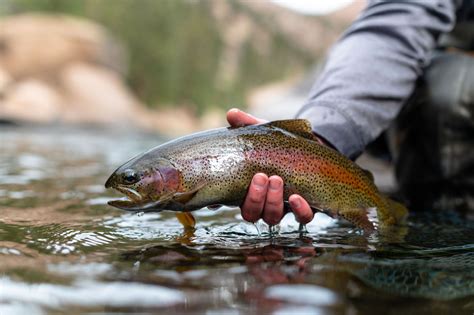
[105,120,408,231]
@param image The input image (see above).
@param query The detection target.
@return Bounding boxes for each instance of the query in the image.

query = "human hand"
[226,108,315,226]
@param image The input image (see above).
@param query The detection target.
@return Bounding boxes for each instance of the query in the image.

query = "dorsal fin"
[362,169,375,182]
[264,119,318,141]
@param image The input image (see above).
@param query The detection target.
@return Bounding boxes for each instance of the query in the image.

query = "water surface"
[1,126,473,314]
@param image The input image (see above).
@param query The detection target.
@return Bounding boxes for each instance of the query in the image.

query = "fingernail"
[229,108,240,113]
[269,178,281,190]
[253,175,266,188]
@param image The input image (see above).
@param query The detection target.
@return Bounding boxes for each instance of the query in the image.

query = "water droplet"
[253,223,261,237]
[298,223,307,235]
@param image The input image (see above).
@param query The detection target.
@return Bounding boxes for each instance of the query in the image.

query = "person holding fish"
[227,0,474,225]
[106,0,473,232]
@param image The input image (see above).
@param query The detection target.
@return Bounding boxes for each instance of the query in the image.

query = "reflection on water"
[1,126,473,314]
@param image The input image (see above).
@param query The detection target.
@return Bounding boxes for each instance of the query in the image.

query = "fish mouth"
[107,185,165,212]
[108,186,146,211]
[115,186,142,201]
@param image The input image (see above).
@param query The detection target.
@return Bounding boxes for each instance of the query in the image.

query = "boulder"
[0,79,62,123]
[59,62,142,125]
[0,13,126,78]
[0,14,156,131]
[0,67,12,91]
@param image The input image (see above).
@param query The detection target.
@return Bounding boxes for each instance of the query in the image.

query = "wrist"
[313,132,337,151]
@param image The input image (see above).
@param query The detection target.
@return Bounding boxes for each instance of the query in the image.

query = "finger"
[241,173,269,222]
[262,176,284,225]
[227,108,266,127]
[289,194,314,224]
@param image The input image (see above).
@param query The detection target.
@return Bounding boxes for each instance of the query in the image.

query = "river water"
[1,126,473,314]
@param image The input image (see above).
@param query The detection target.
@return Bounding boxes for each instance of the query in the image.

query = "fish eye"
[122,169,139,185]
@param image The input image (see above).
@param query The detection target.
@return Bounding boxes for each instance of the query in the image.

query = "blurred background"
[0,0,365,136]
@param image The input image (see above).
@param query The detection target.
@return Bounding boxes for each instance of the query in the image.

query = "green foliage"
[2,0,313,113]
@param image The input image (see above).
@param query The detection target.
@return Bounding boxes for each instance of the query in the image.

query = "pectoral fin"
[173,190,199,204]
[176,212,196,229]
[173,181,207,205]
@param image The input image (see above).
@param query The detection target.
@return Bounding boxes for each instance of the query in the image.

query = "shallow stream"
[1,126,473,314]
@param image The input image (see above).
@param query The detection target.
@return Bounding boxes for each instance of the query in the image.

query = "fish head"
[105,155,180,211]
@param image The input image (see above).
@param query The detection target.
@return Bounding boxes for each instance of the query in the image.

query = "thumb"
[227,108,266,127]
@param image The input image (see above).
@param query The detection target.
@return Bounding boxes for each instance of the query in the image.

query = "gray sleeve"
[296,0,456,159]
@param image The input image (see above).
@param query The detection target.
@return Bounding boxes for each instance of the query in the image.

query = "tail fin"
[387,198,409,224]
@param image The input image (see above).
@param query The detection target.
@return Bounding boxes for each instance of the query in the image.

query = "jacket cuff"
[296,102,365,159]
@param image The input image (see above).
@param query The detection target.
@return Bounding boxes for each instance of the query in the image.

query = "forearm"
[297,0,456,159]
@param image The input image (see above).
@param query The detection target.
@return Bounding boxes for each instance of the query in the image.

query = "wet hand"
[226,108,315,225]
[226,107,266,126]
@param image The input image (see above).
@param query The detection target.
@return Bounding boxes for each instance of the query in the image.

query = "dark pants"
[390,51,474,213]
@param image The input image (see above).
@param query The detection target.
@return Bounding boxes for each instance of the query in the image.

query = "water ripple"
[0,277,184,309]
